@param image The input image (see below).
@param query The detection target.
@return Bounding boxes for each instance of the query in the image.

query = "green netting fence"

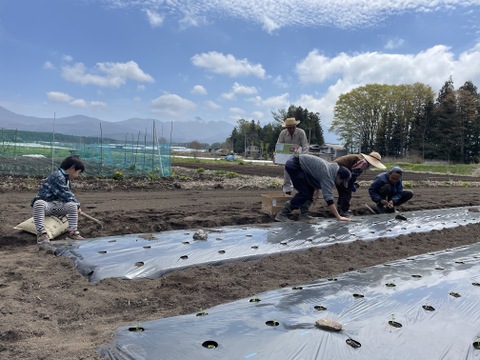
[0,140,171,178]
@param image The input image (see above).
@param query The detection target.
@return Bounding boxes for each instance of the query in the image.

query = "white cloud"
[229,107,244,114]
[222,82,258,100]
[43,61,55,70]
[103,0,480,31]
[70,99,88,108]
[145,9,164,27]
[62,61,154,87]
[221,92,235,100]
[261,16,280,33]
[385,37,405,50]
[91,101,108,109]
[62,54,73,62]
[295,45,472,91]
[47,91,74,103]
[228,107,246,121]
[191,85,207,95]
[47,91,107,109]
[191,51,266,78]
[231,82,257,95]
[253,93,290,109]
[293,42,480,130]
[151,93,196,117]
[251,111,264,120]
[204,100,220,110]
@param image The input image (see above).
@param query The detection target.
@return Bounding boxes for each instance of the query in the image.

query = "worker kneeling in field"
[368,166,414,214]
[275,154,353,222]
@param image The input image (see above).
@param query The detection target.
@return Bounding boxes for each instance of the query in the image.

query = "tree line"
[330,78,480,163]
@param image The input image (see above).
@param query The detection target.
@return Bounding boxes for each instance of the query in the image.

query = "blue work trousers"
[285,157,314,210]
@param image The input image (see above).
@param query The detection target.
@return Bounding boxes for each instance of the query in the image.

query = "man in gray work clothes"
[275,154,353,222]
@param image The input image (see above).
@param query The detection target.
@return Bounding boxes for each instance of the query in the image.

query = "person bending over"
[275,154,353,222]
[334,151,386,216]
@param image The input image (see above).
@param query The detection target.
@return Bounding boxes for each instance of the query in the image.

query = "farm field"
[1,163,480,359]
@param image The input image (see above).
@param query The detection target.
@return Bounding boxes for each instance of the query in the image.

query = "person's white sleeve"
[301,131,309,153]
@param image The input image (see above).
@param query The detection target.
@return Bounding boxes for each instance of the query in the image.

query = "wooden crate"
[261,193,292,215]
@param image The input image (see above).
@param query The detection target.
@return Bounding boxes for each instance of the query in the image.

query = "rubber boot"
[275,201,293,222]
[298,200,315,222]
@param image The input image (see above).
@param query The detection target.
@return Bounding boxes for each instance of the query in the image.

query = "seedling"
[473,336,480,349]
[128,324,145,332]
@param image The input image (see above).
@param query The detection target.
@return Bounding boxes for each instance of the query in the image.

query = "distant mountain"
[0,106,234,144]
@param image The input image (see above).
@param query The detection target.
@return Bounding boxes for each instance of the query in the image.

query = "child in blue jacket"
[31,155,85,243]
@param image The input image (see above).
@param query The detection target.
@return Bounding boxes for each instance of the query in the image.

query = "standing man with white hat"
[276,117,309,195]
[333,151,387,216]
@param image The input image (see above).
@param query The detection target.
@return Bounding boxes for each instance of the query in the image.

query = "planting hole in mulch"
[314,305,327,311]
[202,340,218,349]
[196,311,208,316]
[134,261,144,267]
[249,298,261,303]
[346,338,361,348]
[266,320,279,327]
[180,255,188,260]
[388,321,402,328]
[128,326,145,332]
[422,305,435,311]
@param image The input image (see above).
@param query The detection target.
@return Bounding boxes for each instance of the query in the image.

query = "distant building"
[245,145,261,159]
[319,144,348,160]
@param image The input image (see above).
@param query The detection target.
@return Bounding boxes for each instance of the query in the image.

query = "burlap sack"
[14,216,69,239]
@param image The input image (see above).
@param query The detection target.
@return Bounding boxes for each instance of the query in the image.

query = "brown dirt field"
[1,162,480,359]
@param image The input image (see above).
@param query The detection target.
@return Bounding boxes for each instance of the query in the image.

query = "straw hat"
[282,117,300,127]
[361,151,386,169]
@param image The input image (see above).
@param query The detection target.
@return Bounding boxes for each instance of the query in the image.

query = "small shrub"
[176,175,191,181]
[112,171,124,180]
[197,168,205,174]
[270,179,281,189]
[225,171,239,178]
[402,180,414,188]
[214,170,227,176]
[147,172,160,180]
[460,181,471,187]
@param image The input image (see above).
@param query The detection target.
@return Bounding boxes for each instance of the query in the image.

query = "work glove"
[350,182,359,192]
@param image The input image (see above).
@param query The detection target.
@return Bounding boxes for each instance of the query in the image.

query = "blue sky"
[1,0,480,143]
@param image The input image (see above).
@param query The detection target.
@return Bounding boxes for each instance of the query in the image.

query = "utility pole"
[244,129,247,158]
[51,112,55,171]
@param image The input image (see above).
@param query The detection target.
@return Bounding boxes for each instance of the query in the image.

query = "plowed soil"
[1,162,480,359]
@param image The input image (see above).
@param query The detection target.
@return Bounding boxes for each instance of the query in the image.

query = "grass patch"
[384,162,478,176]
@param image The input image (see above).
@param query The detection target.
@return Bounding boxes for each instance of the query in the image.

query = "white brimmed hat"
[361,151,386,169]
[282,117,300,127]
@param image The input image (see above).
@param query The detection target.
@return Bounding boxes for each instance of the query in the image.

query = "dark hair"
[60,155,85,173]
[388,166,403,175]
